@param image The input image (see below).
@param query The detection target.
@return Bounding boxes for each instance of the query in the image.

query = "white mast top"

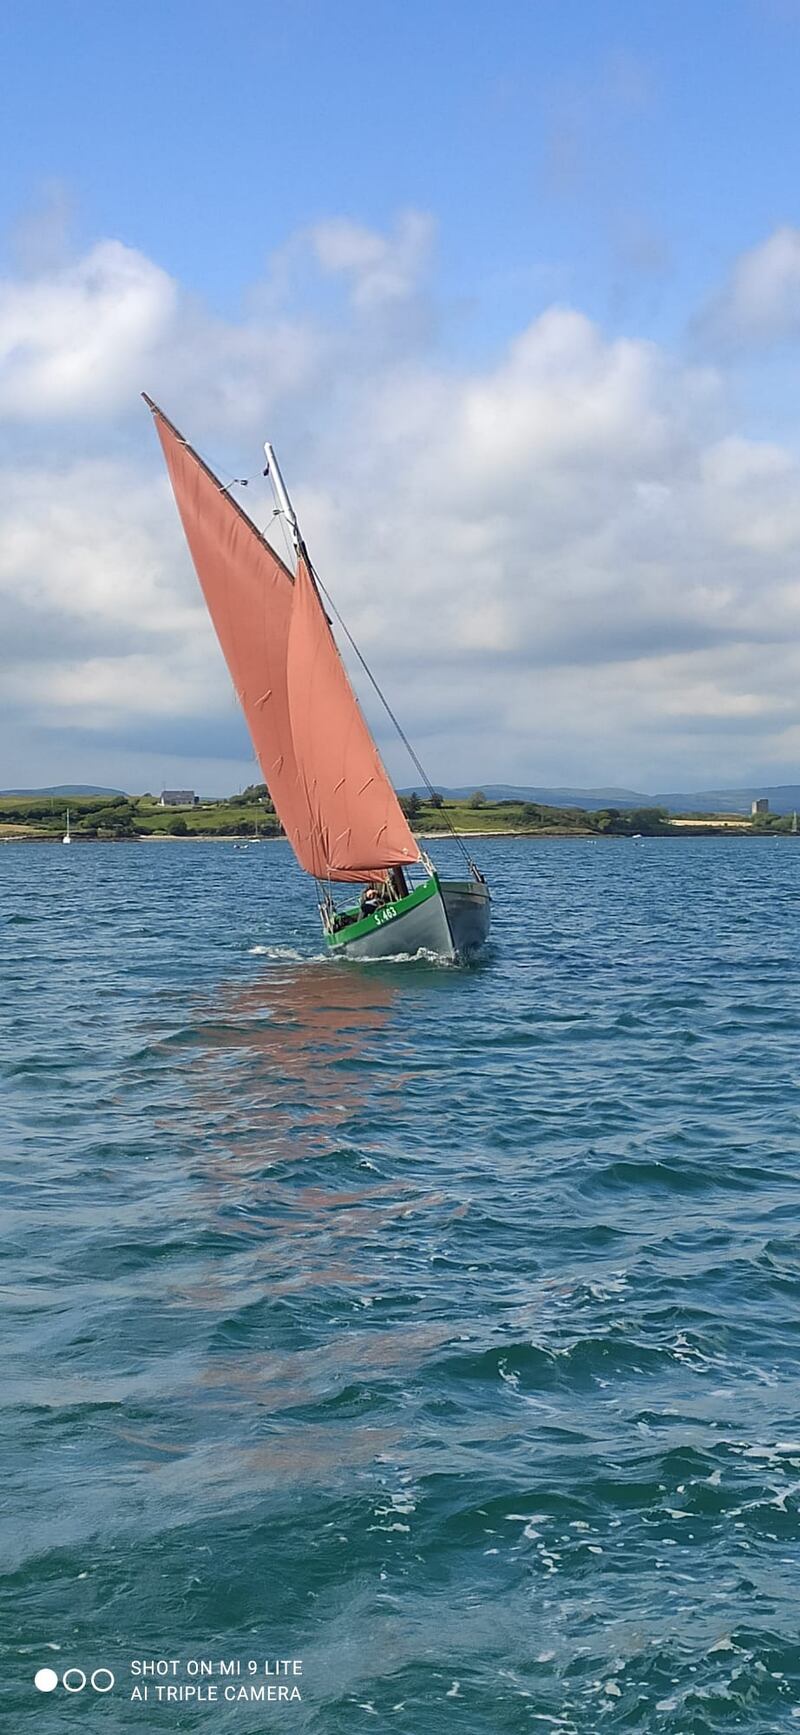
[264,443,301,551]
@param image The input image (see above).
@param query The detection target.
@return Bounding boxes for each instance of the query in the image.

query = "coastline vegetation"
[0,784,792,840]
[0,785,282,840]
[398,792,674,836]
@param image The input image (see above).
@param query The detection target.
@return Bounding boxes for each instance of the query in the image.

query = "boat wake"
[247,944,321,961]
[340,946,468,969]
[248,941,454,967]
[247,939,492,971]
[362,947,454,966]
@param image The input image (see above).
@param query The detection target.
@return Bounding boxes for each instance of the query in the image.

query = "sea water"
[2,835,799,1732]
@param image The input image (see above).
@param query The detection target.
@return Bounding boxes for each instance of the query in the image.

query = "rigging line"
[261,493,475,872]
[255,494,296,566]
[274,508,297,570]
[219,471,263,496]
[308,561,475,872]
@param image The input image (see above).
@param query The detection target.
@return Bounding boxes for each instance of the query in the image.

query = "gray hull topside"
[440,879,492,955]
[333,878,491,963]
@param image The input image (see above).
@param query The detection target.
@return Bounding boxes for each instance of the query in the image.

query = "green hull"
[325,874,490,962]
[326,876,441,951]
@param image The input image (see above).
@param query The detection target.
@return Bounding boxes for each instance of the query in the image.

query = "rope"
[273,507,297,569]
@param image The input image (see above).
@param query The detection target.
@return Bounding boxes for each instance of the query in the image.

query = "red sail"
[149,405,317,874]
[286,555,420,882]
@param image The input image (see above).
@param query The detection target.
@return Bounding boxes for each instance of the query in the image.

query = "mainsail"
[146,399,420,884]
[147,399,316,872]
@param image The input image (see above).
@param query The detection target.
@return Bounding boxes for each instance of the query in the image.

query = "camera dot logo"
[34,1666,115,1694]
[34,1669,59,1692]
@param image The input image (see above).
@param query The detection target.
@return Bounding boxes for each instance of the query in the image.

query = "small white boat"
[62,809,71,845]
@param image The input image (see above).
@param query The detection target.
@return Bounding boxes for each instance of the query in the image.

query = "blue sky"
[3,0,796,344]
[2,1,800,792]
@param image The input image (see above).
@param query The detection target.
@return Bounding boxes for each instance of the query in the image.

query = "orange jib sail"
[287,555,420,882]
[149,404,317,874]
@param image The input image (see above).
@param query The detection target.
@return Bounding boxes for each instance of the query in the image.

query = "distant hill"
[401,783,800,815]
[653,785,800,815]
[6,779,798,814]
[0,784,126,797]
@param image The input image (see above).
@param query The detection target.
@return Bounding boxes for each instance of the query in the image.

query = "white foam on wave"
[247,942,457,968]
[350,946,457,967]
[247,944,322,961]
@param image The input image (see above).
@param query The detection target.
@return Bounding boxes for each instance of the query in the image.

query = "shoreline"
[0,831,286,844]
[0,825,777,845]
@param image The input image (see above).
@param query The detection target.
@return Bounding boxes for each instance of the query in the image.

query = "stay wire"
[256,485,478,878]
[307,560,476,874]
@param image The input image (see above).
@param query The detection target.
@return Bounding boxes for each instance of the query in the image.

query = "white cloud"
[1,215,800,791]
[698,224,800,349]
[699,436,800,554]
[0,236,321,434]
[0,241,176,418]
[0,461,192,633]
[308,210,435,310]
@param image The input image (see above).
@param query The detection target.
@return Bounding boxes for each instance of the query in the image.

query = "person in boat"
[329,875,398,933]
[359,881,386,917]
[359,870,407,916]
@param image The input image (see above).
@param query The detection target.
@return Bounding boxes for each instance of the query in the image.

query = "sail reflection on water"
[113,962,459,1480]
[147,961,425,1324]
[180,961,404,1170]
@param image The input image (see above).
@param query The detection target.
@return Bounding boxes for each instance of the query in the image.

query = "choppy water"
[2,835,800,1732]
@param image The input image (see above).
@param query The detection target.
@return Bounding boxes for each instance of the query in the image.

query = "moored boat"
[145,398,491,962]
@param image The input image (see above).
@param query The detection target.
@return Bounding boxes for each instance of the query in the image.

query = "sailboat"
[62,809,71,846]
[145,399,491,962]
[792,811,798,835]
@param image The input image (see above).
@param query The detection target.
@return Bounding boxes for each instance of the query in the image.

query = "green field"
[0,790,282,839]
